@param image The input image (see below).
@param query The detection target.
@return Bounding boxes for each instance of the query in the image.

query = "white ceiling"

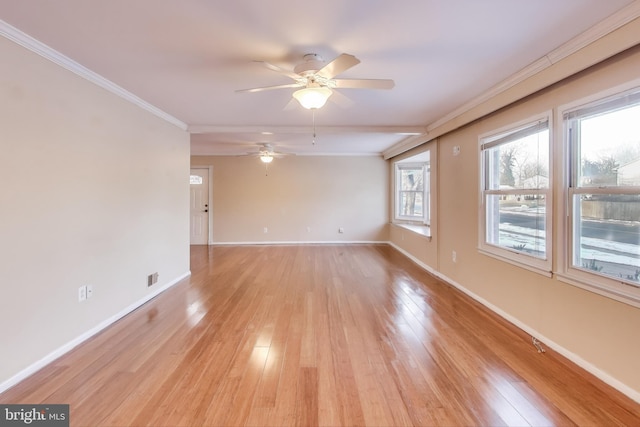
[0,0,636,156]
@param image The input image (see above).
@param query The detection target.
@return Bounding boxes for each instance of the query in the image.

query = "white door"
[190,168,209,245]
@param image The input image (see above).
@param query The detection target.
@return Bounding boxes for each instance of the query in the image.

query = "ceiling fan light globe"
[260,154,274,163]
[292,87,332,109]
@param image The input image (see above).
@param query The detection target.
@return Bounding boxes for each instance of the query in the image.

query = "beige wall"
[390,44,640,397]
[0,36,190,388]
[191,155,389,243]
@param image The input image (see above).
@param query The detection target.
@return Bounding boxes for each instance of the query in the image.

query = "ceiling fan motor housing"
[294,54,324,76]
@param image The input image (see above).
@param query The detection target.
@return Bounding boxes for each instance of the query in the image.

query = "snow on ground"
[497,221,639,283]
[499,223,639,266]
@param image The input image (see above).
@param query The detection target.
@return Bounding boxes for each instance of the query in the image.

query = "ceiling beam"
[188,125,427,135]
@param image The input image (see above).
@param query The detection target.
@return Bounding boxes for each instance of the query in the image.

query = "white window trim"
[394,161,429,225]
[556,80,640,307]
[478,111,553,276]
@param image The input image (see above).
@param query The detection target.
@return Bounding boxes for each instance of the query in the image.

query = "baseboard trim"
[387,242,640,404]
[0,270,191,395]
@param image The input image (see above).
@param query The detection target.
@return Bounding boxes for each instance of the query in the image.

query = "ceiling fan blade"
[272,151,294,157]
[236,83,302,93]
[329,90,354,108]
[316,53,360,79]
[283,97,298,111]
[258,61,301,80]
[332,78,395,90]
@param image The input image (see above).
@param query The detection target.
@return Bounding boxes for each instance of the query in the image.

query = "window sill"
[393,223,432,239]
[556,272,640,309]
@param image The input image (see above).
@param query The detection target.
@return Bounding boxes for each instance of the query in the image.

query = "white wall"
[0,36,190,388]
[191,155,389,243]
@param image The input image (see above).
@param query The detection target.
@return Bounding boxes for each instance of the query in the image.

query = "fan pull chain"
[312,109,316,145]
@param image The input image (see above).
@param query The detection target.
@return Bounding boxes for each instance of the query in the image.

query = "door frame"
[190,165,214,245]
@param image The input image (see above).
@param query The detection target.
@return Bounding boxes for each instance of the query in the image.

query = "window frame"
[394,156,430,226]
[478,112,553,276]
[557,83,640,306]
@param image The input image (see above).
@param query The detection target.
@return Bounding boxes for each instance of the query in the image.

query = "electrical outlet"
[339,227,344,234]
[263,227,268,234]
[78,285,87,302]
[86,285,93,299]
[453,145,461,156]
[452,250,457,263]
[306,226,311,233]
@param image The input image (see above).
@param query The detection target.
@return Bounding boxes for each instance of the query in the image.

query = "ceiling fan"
[237,53,395,109]
[245,143,292,164]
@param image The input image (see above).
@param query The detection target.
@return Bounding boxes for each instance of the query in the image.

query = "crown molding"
[383,133,431,159]
[428,1,640,133]
[426,56,553,133]
[386,0,640,158]
[547,0,640,63]
[0,20,188,131]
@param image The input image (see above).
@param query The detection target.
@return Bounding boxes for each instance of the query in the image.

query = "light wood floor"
[2,244,640,426]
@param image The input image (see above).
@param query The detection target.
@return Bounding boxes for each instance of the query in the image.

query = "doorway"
[190,168,210,245]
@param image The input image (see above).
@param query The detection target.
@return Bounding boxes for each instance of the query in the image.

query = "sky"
[580,104,640,163]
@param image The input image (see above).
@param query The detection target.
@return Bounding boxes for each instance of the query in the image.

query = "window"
[479,115,551,273]
[564,88,640,290]
[394,151,430,225]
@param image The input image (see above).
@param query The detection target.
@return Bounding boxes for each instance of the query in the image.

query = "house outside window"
[479,115,551,274]
[563,87,640,291]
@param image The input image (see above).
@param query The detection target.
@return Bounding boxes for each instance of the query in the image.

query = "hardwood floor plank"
[251,304,292,409]
[221,345,270,427]
[500,379,572,427]
[299,292,317,368]
[295,367,319,427]
[323,277,366,426]
[1,244,639,426]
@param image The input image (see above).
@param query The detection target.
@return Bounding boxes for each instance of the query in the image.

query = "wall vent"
[148,272,159,287]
